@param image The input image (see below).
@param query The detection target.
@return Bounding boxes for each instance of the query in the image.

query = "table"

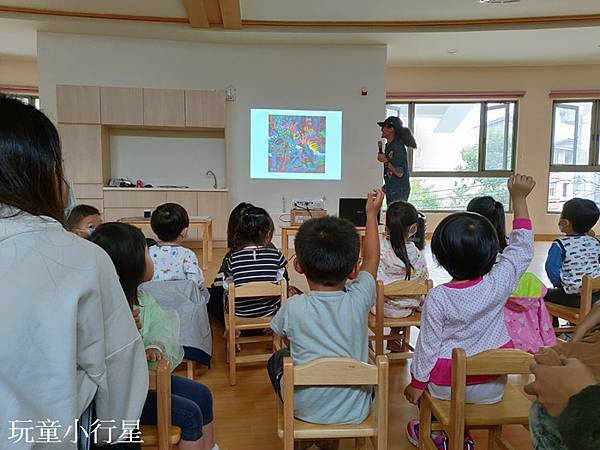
[119,216,213,270]
[280,225,367,260]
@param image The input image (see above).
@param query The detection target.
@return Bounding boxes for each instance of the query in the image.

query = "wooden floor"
[176,242,552,450]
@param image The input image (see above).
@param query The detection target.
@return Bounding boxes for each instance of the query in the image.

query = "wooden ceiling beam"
[218,0,241,29]
[181,0,210,28]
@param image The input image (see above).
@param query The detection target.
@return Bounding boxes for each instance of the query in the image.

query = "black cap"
[377,116,403,128]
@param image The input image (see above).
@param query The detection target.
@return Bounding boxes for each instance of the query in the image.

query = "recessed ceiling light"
[447,49,458,54]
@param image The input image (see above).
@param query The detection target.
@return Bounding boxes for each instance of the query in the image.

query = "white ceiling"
[6,0,600,21]
[1,0,600,66]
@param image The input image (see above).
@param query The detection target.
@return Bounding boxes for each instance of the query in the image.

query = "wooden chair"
[140,360,181,450]
[183,359,195,380]
[546,275,599,332]
[419,348,534,450]
[225,280,287,385]
[368,279,432,360]
[278,356,389,450]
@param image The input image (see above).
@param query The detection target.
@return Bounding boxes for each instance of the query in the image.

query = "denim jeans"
[140,375,213,441]
[384,185,410,205]
[529,401,568,450]
[267,348,291,401]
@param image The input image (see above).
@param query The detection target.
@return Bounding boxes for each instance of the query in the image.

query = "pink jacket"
[504,272,556,353]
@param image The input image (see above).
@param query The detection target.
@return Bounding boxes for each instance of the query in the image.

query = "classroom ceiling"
[3,0,600,22]
[1,0,600,66]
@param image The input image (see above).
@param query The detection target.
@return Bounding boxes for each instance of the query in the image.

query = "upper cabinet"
[143,88,185,127]
[100,87,144,126]
[185,90,226,128]
[56,85,100,124]
[59,124,109,184]
[57,85,226,129]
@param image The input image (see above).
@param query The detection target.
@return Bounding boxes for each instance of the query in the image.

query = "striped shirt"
[224,246,287,317]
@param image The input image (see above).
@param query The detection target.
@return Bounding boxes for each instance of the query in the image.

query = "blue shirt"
[270,271,375,424]
[384,139,409,190]
[545,242,564,288]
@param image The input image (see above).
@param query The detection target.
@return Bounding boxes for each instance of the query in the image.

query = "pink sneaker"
[405,421,448,449]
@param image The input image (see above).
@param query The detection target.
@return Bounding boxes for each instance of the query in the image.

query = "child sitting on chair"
[149,203,209,300]
[377,200,429,318]
[467,196,555,353]
[91,222,218,450]
[223,206,288,318]
[267,189,383,439]
[404,175,536,449]
[544,198,600,308]
[65,204,102,238]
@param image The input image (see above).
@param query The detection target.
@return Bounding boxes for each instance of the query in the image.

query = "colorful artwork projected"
[268,114,326,174]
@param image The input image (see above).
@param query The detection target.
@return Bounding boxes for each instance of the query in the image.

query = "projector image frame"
[250,108,343,181]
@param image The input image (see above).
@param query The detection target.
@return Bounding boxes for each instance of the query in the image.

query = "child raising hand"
[405,174,535,448]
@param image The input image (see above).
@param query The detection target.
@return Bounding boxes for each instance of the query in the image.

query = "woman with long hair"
[0,96,147,449]
[376,116,417,205]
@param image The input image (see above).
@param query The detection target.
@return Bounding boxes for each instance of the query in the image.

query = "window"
[548,100,600,212]
[386,101,518,211]
[0,92,40,109]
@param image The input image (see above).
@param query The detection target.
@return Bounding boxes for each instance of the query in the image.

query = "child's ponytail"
[233,206,275,250]
[386,201,419,279]
[467,196,508,253]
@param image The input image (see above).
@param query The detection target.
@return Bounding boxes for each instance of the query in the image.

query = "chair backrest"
[374,279,432,321]
[448,348,534,445]
[382,279,433,297]
[282,356,388,448]
[147,360,172,450]
[228,280,288,316]
[580,275,600,318]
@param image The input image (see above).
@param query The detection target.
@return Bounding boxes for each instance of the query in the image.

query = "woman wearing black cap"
[377,116,417,204]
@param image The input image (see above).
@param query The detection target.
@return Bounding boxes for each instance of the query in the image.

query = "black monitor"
[338,198,380,226]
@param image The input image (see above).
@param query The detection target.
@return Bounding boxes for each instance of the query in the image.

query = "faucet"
[206,170,218,189]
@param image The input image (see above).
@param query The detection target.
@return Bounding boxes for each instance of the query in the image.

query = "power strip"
[292,198,325,211]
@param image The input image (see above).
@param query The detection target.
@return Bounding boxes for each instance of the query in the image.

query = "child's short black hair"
[561,198,600,234]
[294,216,360,286]
[234,206,274,248]
[90,222,147,307]
[151,203,189,242]
[431,212,498,281]
[65,204,101,231]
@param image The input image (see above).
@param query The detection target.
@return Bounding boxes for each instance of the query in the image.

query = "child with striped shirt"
[224,206,288,317]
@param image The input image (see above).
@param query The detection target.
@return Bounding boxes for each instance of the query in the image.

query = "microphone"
[378,138,387,153]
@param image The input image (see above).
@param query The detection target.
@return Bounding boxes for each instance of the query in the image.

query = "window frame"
[387,100,518,179]
[549,99,600,172]
[386,99,518,212]
[548,99,600,213]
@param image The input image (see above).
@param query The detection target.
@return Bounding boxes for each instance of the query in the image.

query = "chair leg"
[186,360,195,380]
[375,329,384,356]
[228,328,237,386]
[355,437,367,450]
[419,395,432,450]
[402,326,412,353]
[488,426,502,450]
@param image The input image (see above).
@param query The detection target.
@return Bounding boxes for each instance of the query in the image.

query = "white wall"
[37,33,387,229]
[110,129,225,189]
